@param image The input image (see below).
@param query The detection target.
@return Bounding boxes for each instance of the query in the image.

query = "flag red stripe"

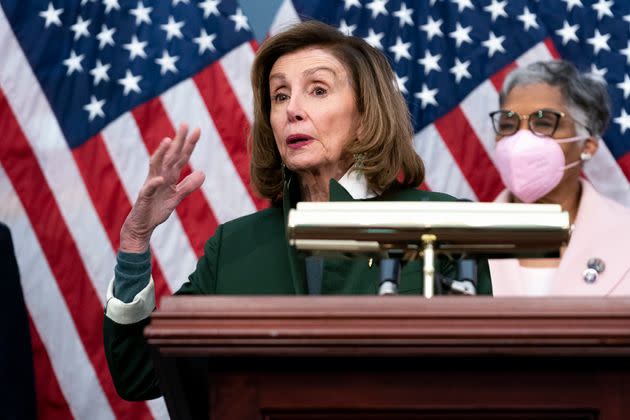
[490,62,517,92]
[434,106,504,201]
[0,90,153,420]
[194,63,269,210]
[132,98,218,257]
[71,135,134,251]
[617,151,630,181]
[28,316,74,420]
[545,38,561,59]
[71,134,171,302]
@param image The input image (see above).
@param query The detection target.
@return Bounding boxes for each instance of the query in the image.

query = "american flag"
[0,0,629,419]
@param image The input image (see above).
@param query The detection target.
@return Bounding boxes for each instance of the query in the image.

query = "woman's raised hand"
[119,124,205,253]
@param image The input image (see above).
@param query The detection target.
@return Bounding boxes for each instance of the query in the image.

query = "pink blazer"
[490,180,630,296]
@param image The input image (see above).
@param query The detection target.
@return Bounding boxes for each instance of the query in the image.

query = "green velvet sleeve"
[103,227,223,400]
[103,316,161,401]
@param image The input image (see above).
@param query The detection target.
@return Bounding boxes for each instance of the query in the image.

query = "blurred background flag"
[0,0,629,419]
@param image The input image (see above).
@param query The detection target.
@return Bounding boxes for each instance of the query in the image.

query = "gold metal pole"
[421,234,437,298]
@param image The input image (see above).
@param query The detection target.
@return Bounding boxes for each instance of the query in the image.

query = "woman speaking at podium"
[103,20,493,400]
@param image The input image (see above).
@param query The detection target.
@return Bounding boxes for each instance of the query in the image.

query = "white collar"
[337,169,377,200]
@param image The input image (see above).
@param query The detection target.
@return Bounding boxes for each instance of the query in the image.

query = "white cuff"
[105,277,155,325]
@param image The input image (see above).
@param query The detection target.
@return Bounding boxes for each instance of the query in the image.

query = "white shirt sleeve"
[104,277,155,324]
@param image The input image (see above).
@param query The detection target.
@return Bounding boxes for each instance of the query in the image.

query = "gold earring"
[353,153,366,171]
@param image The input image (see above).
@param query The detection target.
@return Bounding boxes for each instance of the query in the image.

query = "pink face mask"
[494,130,587,203]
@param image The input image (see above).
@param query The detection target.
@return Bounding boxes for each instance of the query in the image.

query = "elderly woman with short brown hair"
[103,20,493,401]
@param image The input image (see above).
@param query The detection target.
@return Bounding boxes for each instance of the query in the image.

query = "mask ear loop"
[553,135,592,170]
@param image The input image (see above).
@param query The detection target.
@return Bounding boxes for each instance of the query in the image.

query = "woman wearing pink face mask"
[489,60,630,296]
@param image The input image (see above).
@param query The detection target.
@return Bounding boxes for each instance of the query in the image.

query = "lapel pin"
[583,257,605,284]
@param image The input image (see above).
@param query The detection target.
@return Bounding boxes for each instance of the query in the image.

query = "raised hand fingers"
[173,127,201,172]
[148,137,172,178]
[174,170,205,205]
[163,123,189,168]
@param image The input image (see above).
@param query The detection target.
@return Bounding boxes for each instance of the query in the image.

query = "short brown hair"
[249,20,424,201]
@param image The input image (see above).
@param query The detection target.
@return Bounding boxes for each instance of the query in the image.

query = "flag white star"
[589,64,607,80]
[123,35,148,60]
[103,0,120,14]
[451,0,474,13]
[617,75,630,99]
[344,0,361,11]
[229,8,250,31]
[555,21,579,45]
[199,0,220,18]
[614,109,630,134]
[395,74,408,95]
[130,1,152,26]
[414,84,438,109]
[388,36,411,62]
[63,50,84,75]
[96,24,116,49]
[449,22,472,48]
[621,41,630,65]
[420,16,443,41]
[160,16,185,40]
[624,14,630,26]
[193,28,217,54]
[155,50,179,75]
[172,0,189,4]
[482,31,505,57]
[518,7,539,31]
[587,29,610,55]
[366,0,388,18]
[118,70,142,95]
[70,16,91,41]
[393,3,414,27]
[591,0,613,20]
[83,95,105,121]
[450,58,471,83]
[81,0,96,4]
[364,28,384,50]
[418,50,441,75]
[39,3,63,28]
[89,60,110,86]
[483,0,507,22]
[561,0,583,11]
[338,19,357,36]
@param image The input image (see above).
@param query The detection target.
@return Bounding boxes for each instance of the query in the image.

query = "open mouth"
[286,135,313,145]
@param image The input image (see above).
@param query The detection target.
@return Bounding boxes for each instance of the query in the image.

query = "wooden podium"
[145,297,630,420]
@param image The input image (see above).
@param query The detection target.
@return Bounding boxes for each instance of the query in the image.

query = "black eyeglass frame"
[488,109,565,137]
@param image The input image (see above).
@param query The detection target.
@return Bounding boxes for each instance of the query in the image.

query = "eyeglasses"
[489,109,565,137]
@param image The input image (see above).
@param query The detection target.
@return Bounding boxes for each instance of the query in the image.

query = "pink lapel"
[551,181,630,296]
[490,182,630,296]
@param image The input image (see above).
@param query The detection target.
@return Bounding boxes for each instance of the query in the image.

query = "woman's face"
[499,82,597,201]
[269,47,359,180]
[500,82,590,165]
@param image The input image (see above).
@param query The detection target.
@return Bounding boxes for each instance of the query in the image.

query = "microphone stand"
[438,258,478,296]
[378,257,401,295]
